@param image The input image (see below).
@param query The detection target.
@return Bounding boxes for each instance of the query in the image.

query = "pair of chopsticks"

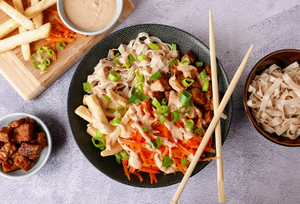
[170,10,254,204]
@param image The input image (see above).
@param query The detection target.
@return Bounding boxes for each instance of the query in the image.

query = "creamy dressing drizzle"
[177,64,197,78]
[154,154,177,174]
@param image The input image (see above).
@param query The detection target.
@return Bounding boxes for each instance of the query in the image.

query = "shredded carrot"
[122,158,130,181]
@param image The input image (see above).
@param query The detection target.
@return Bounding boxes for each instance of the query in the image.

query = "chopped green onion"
[202,79,210,92]
[162,156,173,167]
[116,105,127,117]
[159,105,169,114]
[195,61,203,67]
[199,70,207,80]
[123,62,131,67]
[115,152,122,164]
[149,43,159,50]
[179,105,191,115]
[179,91,192,105]
[108,72,121,82]
[106,108,115,113]
[57,41,66,50]
[181,158,189,166]
[182,78,194,87]
[128,92,150,103]
[128,54,136,62]
[104,95,111,102]
[127,67,133,74]
[42,46,54,56]
[91,137,105,150]
[114,53,120,66]
[185,119,194,130]
[120,150,129,160]
[150,136,162,149]
[32,53,43,63]
[171,110,180,123]
[161,98,167,105]
[32,61,39,70]
[37,47,43,54]
[149,71,161,80]
[83,82,91,92]
[96,129,103,137]
[152,97,161,108]
[194,128,203,137]
[172,43,177,50]
[137,54,146,61]
[43,58,51,66]
[38,64,47,71]
[181,57,190,65]
[135,70,144,84]
[111,117,121,126]
[142,127,150,132]
[169,59,178,67]
[158,114,167,125]
[137,84,143,93]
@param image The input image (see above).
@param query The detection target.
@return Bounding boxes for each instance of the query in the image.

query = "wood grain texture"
[0,0,134,100]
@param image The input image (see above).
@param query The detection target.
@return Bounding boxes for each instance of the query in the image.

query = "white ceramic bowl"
[57,0,123,35]
[0,113,52,179]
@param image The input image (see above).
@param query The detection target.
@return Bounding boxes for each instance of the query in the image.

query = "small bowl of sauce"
[57,0,123,35]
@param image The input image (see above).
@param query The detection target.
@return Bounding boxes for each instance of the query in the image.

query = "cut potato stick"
[13,0,31,61]
[0,0,57,39]
[31,0,44,28]
[0,22,51,53]
[0,0,35,30]
[171,44,254,204]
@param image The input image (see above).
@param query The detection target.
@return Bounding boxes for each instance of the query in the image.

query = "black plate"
[67,24,232,188]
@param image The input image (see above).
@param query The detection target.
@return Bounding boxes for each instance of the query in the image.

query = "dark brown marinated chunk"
[0,141,18,161]
[19,124,34,141]
[8,118,25,129]
[205,66,212,79]
[33,132,47,149]
[152,91,164,104]
[169,62,179,75]
[18,143,43,159]
[0,127,12,142]
[189,88,207,106]
[155,74,172,91]
[204,110,214,124]
[175,73,186,92]
[14,155,34,171]
[164,90,171,101]
[2,159,20,173]
[11,127,22,144]
[25,117,36,126]
[190,78,201,89]
[0,142,3,149]
[181,50,196,64]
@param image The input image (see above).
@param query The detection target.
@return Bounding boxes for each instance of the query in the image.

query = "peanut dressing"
[64,0,117,31]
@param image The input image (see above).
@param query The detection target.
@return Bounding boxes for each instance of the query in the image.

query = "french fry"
[0,23,51,53]
[0,0,57,39]
[31,0,44,28]
[12,0,31,61]
[0,0,35,30]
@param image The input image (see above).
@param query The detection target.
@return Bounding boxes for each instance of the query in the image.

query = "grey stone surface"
[1,0,300,203]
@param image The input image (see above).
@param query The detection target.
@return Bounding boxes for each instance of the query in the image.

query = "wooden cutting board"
[0,0,134,101]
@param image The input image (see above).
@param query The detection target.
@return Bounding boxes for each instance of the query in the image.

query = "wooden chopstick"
[209,10,225,203]
[170,44,254,204]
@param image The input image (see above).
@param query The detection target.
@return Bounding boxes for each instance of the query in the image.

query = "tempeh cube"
[2,158,20,172]
[0,141,18,161]
[8,118,25,128]
[19,124,34,141]
[14,155,34,171]
[0,127,12,142]
[18,143,43,159]
[11,127,22,144]
[33,132,47,149]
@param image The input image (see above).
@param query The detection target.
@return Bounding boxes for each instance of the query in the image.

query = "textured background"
[1,0,300,204]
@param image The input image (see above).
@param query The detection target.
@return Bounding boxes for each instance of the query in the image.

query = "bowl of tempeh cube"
[0,113,52,179]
